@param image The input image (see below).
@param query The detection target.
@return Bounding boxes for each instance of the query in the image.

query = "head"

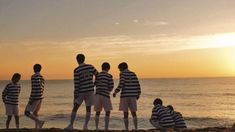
[167,105,174,111]
[102,62,110,71]
[153,98,163,106]
[76,54,85,64]
[33,64,42,73]
[11,73,21,84]
[118,62,128,72]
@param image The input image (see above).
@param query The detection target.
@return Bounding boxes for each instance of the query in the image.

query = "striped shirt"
[29,73,45,101]
[151,104,175,128]
[2,82,21,105]
[95,71,114,98]
[115,69,141,98]
[169,110,187,129]
[74,63,98,96]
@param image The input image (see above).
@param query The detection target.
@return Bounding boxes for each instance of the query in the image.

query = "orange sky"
[1,0,235,80]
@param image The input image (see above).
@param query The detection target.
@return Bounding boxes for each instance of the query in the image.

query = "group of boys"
[2,54,141,130]
[150,98,187,131]
[65,54,141,130]
[2,64,45,129]
[2,53,186,131]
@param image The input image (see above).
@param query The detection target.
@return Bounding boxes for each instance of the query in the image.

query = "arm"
[109,76,114,92]
[2,85,8,103]
[113,73,124,97]
[136,75,141,100]
[74,70,80,99]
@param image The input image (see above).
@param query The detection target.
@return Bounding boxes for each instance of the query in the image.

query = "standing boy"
[2,73,21,129]
[65,54,98,130]
[113,62,141,130]
[94,62,114,130]
[25,64,45,129]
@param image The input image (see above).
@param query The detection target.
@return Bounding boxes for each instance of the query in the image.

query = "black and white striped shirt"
[151,104,175,128]
[74,63,98,96]
[30,73,45,101]
[2,82,21,105]
[115,69,141,98]
[169,110,187,129]
[95,71,114,98]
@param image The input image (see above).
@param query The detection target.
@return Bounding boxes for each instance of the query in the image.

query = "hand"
[29,100,33,105]
[113,93,116,98]
[74,94,79,99]
[136,96,140,100]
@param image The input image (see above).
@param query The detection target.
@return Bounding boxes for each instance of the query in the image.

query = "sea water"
[1,77,235,129]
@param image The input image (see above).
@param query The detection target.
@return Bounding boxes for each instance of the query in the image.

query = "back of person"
[95,71,113,98]
[152,104,175,128]
[119,70,141,98]
[30,73,44,101]
[3,82,21,105]
[74,63,97,93]
[170,110,187,129]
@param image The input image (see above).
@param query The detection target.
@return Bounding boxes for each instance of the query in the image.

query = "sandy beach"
[0,126,235,132]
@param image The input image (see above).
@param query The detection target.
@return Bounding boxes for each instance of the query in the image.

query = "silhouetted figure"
[65,54,98,130]
[94,62,114,130]
[166,105,187,131]
[24,64,45,129]
[113,62,141,130]
[150,98,175,130]
[2,73,21,129]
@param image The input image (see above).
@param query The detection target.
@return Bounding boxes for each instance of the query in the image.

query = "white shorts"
[5,104,19,116]
[94,94,113,112]
[119,97,137,112]
[25,100,42,113]
[74,91,94,106]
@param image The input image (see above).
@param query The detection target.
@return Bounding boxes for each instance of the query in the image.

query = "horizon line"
[0,76,235,81]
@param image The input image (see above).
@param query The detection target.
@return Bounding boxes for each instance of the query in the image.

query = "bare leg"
[105,111,110,130]
[14,116,19,129]
[131,111,137,130]
[6,116,12,129]
[83,106,91,130]
[95,112,100,130]
[123,112,129,130]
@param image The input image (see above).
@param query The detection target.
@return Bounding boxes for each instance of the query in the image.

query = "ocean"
[1,77,235,129]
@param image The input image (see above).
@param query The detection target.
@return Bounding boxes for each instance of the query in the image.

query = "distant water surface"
[1,77,235,129]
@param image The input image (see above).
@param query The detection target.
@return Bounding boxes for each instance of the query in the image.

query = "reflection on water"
[1,77,235,129]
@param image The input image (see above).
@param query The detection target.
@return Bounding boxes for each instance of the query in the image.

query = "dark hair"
[167,105,174,111]
[118,62,128,71]
[102,62,110,71]
[11,73,21,83]
[76,54,85,64]
[153,98,162,106]
[33,64,42,72]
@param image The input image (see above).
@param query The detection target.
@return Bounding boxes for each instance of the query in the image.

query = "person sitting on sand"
[150,98,175,129]
[94,62,114,130]
[2,73,21,129]
[25,64,45,129]
[65,54,98,130]
[166,105,187,130]
[113,62,141,130]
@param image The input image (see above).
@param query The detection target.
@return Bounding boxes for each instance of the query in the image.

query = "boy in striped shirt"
[2,73,21,129]
[167,105,187,130]
[25,64,45,129]
[94,62,114,130]
[65,54,98,130]
[150,98,175,130]
[113,62,141,130]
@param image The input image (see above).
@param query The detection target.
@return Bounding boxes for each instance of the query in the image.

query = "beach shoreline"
[0,127,235,132]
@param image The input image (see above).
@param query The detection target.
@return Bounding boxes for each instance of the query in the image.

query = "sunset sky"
[1,0,235,80]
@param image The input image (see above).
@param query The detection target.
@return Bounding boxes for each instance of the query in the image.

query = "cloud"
[1,32,235,58]
[143,20,169,26]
